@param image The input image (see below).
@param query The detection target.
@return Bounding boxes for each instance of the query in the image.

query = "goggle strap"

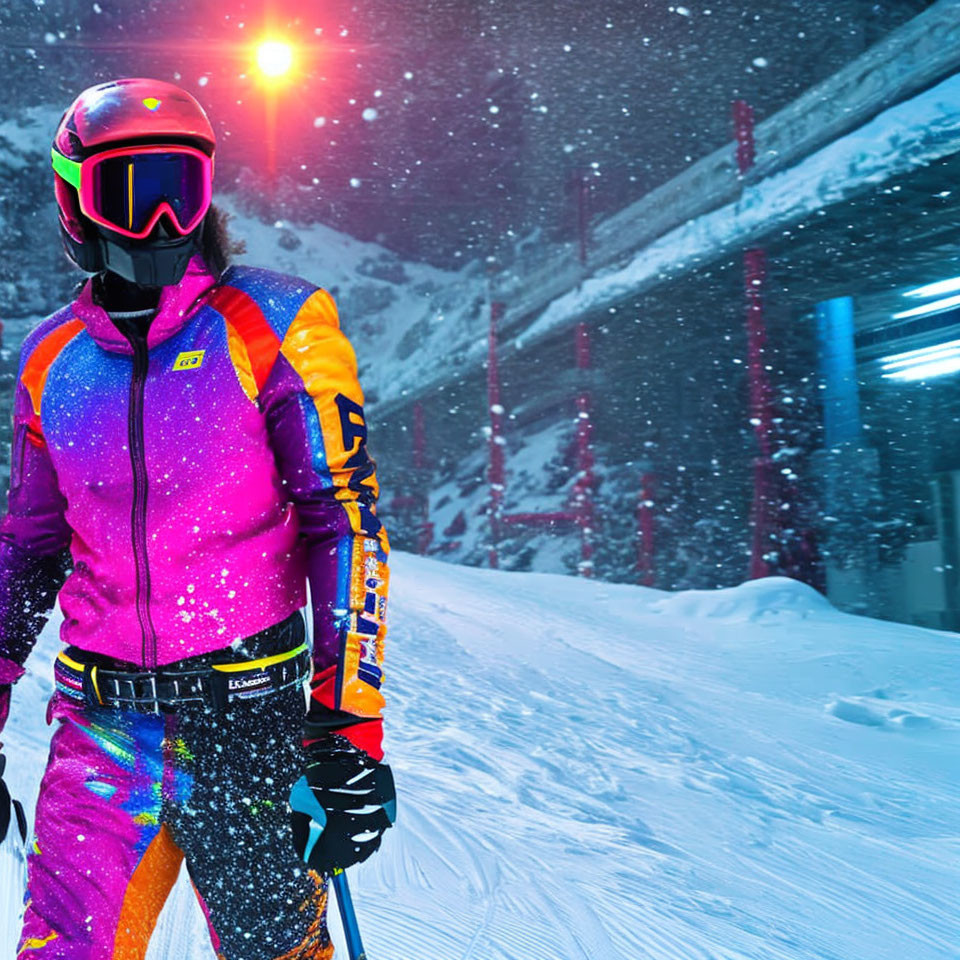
[51,149,82,190]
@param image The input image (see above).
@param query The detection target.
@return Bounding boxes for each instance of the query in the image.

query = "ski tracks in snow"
[376,558,960,959]
[4,557,960,959]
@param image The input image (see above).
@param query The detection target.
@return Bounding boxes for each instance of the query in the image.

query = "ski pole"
[331,867,367,960]
[291,771,393,960]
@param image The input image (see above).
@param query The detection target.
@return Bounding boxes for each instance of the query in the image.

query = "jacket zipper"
[125,329,160,669]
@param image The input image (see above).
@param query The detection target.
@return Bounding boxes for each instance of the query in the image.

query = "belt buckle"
[156,668,203,712]
[118,673,159,714]
[113,676,135,709]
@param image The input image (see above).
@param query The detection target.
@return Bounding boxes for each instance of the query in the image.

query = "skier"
[0,78,394,958]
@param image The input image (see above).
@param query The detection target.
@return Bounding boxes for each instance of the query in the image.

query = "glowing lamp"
[257,41,293,78]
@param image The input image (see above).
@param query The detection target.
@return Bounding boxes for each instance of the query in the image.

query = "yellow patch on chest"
[172,350,205,372]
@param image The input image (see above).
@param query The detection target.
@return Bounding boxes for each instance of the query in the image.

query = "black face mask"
[92,269,162,315]
[61,215,201,288]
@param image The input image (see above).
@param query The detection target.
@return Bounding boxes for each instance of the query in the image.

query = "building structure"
[372,0,960,628]
[0,0,956,625]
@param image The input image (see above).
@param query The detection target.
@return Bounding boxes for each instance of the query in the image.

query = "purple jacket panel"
[0,309,75,686]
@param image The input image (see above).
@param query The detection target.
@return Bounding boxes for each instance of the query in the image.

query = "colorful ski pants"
[18,660,332,959]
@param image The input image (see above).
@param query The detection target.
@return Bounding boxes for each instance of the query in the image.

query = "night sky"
[0,0,933,262]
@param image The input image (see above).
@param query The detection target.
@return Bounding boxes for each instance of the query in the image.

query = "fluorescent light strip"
[903,275,960,299]
[880,337,960,366]
[883,355,960,381]
[882,345,960,372]
[892,293,960,320]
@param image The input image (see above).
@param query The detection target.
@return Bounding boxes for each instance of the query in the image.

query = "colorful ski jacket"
[0,256,389,758]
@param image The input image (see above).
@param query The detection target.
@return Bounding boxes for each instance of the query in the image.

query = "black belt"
[55,642,311,714]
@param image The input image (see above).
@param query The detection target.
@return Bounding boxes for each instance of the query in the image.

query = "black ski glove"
[0,754,26,848]
[289,734,396,874]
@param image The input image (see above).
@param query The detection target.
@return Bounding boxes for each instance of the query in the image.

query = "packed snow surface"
[4,557,959,958]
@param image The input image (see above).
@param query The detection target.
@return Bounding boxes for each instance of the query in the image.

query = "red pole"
[638,472,656,587]
[734,99,778,580]
[573,322,594,577]
[733,99,756,177]
[744,249,773,461]
[488,301,506,569]
[575,319,590,370]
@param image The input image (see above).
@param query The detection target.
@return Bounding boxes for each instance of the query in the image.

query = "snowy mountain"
[4,556,958,959]
[215,194,484,412]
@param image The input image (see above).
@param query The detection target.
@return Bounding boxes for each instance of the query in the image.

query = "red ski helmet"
[52,78,217,286]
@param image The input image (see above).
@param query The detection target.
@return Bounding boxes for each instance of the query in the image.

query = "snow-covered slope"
[4,559,958,959]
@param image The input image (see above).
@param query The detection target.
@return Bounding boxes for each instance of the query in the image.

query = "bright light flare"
[257,41,293,78]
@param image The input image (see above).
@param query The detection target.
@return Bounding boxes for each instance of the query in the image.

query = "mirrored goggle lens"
[92,152,208,235]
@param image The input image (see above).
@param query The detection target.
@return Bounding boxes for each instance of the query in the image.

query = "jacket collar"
[73,255,219,355]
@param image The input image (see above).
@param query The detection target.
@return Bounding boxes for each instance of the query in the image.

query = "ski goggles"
[51,143,213,240]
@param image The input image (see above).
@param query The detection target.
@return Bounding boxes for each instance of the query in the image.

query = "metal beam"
[499,0,960,334]
[371,0,960,421]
